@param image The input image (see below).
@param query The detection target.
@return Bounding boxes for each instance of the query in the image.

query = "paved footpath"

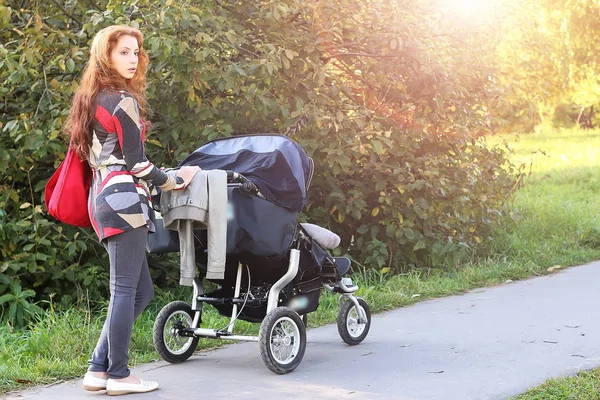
[4,261,600,400]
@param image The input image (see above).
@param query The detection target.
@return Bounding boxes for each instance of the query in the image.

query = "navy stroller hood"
[178,134,313,213]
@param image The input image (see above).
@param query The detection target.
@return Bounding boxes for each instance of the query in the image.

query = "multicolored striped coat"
[87,90,181,241]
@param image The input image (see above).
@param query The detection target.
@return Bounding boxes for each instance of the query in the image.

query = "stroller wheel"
[337,297,371,345]
[153,301,199,363]
[259,307,306,374]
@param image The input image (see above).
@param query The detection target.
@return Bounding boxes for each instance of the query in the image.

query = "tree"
[493,0,600,130]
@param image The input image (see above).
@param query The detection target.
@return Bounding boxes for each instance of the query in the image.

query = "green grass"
[2,127,600,396]
[488,128,600,268]
[510,369,600,400]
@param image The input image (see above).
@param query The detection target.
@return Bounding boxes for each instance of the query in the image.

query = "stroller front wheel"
[337,297,371,345]
[259,307,306,374]
[153,301,200,363]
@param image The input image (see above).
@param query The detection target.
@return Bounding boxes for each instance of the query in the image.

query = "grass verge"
[509,369,600,400]
[486,127,600,269]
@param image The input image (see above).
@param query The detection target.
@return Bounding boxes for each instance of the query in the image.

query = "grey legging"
[88,226,154,379]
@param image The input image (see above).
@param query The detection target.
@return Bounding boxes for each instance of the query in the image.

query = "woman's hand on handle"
[177,166,201,188]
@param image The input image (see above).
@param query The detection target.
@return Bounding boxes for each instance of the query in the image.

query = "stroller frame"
[184,248,367,343]
[153,226,372,373]
[152,135,372,374]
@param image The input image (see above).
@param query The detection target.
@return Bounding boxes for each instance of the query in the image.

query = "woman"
[64,25,199,395]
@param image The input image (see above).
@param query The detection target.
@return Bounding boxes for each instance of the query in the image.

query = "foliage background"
[0,0,564,327]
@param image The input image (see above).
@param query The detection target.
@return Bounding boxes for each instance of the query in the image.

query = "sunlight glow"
[444,0,499,18]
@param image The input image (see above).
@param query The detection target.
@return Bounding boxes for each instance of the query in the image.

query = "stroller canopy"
[179,134,313,212]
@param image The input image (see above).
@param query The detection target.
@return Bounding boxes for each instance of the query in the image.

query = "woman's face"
[110,35,139,80]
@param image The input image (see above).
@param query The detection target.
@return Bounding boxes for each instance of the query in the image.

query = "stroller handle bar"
[226,170,266,200]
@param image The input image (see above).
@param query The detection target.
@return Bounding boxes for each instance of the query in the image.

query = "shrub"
[0,0,523,327]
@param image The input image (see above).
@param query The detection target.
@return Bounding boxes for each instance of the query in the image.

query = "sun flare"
[444,0,499,18]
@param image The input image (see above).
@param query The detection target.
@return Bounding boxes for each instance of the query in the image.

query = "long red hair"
[64,25,150,160]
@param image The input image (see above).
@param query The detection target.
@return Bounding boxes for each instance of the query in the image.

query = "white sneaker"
[82,372,107,391]
[106,378,159,396]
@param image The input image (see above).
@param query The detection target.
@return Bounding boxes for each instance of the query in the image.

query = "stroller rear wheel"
[259,307,306,374]
[153,301,199,363]
[337,297,371,345]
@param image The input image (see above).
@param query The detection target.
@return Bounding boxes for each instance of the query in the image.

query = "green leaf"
[413,240,427,251]
[372,140,383,155]
[3,120,18,133]
[147,139,162,147]
[24,49,35,64]
[0,294,15,305]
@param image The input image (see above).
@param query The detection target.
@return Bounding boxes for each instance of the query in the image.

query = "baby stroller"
[151,134,372,374]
